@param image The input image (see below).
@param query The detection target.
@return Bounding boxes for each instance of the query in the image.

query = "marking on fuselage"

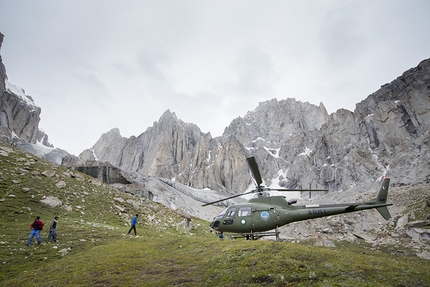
[306,204,320,208]
[260,211,270,221]
[240,219,246,225]
[308,208,327,215]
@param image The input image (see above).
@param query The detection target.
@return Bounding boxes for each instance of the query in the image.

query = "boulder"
[40,196,62,208]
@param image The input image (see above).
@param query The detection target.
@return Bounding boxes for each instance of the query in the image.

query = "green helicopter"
[203,157,392,240]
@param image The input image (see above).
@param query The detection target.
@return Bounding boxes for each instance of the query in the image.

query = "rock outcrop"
[79,112,252,192]
[0,33,6,95]
[75,161,132,185]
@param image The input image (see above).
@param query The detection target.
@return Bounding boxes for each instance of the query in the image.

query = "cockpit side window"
[238,206,252,217]
[226,207,236,218]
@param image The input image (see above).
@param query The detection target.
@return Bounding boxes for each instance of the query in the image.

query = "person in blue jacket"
[127,214,138,235]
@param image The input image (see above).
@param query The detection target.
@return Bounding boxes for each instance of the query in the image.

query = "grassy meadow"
[0,144,429,286]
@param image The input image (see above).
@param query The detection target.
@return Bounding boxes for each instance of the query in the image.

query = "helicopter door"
[252,209,271,231]
[237,206,252,227]
[222,207,236,226]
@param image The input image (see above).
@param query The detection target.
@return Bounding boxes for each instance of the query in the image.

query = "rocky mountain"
[2,30,429,220]
[0,32,70,164]
[79,112,251,193]
[80,58,430,195]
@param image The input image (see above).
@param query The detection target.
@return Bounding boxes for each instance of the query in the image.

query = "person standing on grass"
[28,216,44,246]
[47,216,59,243]
[127,214,138,235]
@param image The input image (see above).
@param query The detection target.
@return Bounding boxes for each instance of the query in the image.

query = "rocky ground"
[278,181,430,259]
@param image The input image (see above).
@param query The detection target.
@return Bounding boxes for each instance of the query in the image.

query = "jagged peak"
[155,109,203,134]
[106,127,122,136]
[160,109,177,121]
[96,128,124,144]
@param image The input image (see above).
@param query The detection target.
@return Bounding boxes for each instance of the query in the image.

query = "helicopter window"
[223,219,234,225]
[217,208,228,217]
[226,208,236,218]
[238,206,252,217]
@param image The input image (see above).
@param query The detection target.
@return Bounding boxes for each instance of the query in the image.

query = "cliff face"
[81,58,430,194]
[313,58,430,190]
[0,33,52,147]
[80,113,251,192]
[0,33,6,94]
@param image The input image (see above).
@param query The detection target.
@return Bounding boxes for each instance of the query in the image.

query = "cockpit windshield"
[217,207,228,217]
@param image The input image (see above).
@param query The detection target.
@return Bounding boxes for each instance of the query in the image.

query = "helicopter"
[203,157,393,240]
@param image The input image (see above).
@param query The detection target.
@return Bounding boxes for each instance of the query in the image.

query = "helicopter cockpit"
[210,206,253,229]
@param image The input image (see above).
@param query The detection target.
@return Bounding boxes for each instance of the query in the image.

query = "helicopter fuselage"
[210,191,392,234]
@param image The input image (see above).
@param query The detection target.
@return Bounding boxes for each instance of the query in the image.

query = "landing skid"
[226,227,283,241]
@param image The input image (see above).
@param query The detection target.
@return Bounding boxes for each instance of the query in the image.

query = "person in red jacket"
[28,216,44,246]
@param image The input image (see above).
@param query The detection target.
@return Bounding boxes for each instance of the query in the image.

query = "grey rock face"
[0,33,6,94]
[80,111,252,192]
[223,98,330,147]
[75,161,132,185]
[0,87,42,145]
[0,33,53,149]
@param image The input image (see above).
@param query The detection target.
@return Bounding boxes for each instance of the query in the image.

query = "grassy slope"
[0,144,429,287]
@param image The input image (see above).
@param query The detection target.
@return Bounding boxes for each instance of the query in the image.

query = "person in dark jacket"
[127,214,138,235]
[28,216,44,246]
[47,216,59,243]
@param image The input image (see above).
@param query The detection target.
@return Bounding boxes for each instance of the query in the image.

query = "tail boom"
[346,178,392,219]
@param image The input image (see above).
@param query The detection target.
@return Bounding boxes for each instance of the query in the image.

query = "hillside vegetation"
[1,144,429,286]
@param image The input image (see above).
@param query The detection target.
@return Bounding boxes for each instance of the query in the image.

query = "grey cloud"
[137,47,172,82]
[320,3,368,66]
[231,46,280,97]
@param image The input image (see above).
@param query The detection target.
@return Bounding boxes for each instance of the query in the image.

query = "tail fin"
[376,177,391,220]
[376,177,390,203]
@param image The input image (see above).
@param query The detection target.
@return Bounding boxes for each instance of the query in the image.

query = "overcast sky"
[1,1,430,156]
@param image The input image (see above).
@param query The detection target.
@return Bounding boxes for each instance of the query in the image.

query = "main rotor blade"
[275,188,329,192]
[201,190,254,206]
[247,157,263,187]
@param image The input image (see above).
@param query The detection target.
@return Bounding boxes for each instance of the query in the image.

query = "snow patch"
[90,149,98,161]
[264,147,280,157]
[252,137,266,142]
[5,80,38,111]
[298,147,312,156]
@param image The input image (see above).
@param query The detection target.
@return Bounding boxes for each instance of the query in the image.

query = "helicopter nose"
[210,219,220,229]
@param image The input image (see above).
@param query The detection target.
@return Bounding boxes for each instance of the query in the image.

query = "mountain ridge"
[1,31,430,216]
[80,55,430,194]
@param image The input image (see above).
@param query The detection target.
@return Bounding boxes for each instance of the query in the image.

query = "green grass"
[1,144,429,286]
